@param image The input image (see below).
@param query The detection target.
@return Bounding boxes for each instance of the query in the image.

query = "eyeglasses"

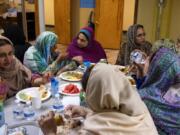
[136,33,146,38]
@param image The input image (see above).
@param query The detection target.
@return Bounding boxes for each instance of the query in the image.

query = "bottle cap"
[26,101,31,105]
[15,99,20,104]
[55,93,59,98]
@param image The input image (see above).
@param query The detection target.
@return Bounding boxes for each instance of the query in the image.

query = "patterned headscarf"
[116,24,152,66]
[35,31,58,64]
[151,38,176,54]
[126,24,143,47]
[24,31,58,73]
[139,47,180,134]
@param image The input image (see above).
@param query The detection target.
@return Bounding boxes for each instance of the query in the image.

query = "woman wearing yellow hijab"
[39,63,158,135]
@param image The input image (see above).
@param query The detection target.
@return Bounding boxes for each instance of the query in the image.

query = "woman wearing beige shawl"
[0,35,31,98]
[39,63,158,135]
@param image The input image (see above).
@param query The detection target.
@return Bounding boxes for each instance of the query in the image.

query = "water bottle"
[13,100,24,120]
[23,101,35,121]
[51,78,59,97]
[0,102,5,126]
[52,94,64,113]
[80,91,87,107]
[130,50,146,64]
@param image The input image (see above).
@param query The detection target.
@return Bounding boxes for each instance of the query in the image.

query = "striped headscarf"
[24,31,58,73]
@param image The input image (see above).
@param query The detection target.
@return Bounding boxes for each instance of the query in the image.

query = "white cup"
[32,94,41,109]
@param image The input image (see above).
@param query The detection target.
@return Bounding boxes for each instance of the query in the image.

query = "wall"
[44,0,54,25]
[123,0,135,31]
[137,0,156,42]
[169,0,180,41]
[137,0,180,42]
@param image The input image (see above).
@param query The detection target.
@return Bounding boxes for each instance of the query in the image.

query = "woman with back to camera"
[38,63,158,135]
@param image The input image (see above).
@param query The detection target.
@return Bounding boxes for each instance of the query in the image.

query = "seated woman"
[0,36,47,99]
[38,63,158,135]
[133,45,180,134]
[24,31,80,75]
[116,24,152,66]
[67,26,107,63]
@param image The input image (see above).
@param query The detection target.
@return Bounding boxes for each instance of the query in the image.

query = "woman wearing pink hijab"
[67,27,107,63]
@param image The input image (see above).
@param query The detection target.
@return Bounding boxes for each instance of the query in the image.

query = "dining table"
[4,77,81,135]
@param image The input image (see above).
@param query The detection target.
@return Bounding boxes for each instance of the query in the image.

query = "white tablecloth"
[4,79,80,135]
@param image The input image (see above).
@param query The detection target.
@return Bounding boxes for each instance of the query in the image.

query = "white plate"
[59,83,82,96]
[16,87,51,102]
[59,71,83,82]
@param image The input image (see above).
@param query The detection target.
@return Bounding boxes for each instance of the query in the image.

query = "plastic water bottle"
[23,101,35,121]
[0,102,5,126]
[52,94,64,113]
[130,50,146,64]
[13,100,24,120]
[51,78,59,97]
[79,91,87,107]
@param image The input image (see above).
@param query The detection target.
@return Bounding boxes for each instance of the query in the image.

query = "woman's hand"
[42,71,53,83]
[133,56,150,78]
[56,52,68,63]
[38,111,57,135]
[32,72,53,86]
[64,105,87,118]
[72,56,83,64]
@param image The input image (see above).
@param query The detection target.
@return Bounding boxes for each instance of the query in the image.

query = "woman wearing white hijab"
[39,63,158,135]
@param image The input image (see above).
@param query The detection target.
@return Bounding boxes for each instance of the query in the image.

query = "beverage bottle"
[13,100,24,120]
[130,50,146,64]
[23,101,35,121]
[0,102,5,126]
[51,78,59,97]
[80,91,87,107]
[52,94,64,113]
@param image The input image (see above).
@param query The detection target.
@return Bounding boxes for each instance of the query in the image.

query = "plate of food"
[59,83,82,96]
[59,71,83,82]
[16,85,51,102]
